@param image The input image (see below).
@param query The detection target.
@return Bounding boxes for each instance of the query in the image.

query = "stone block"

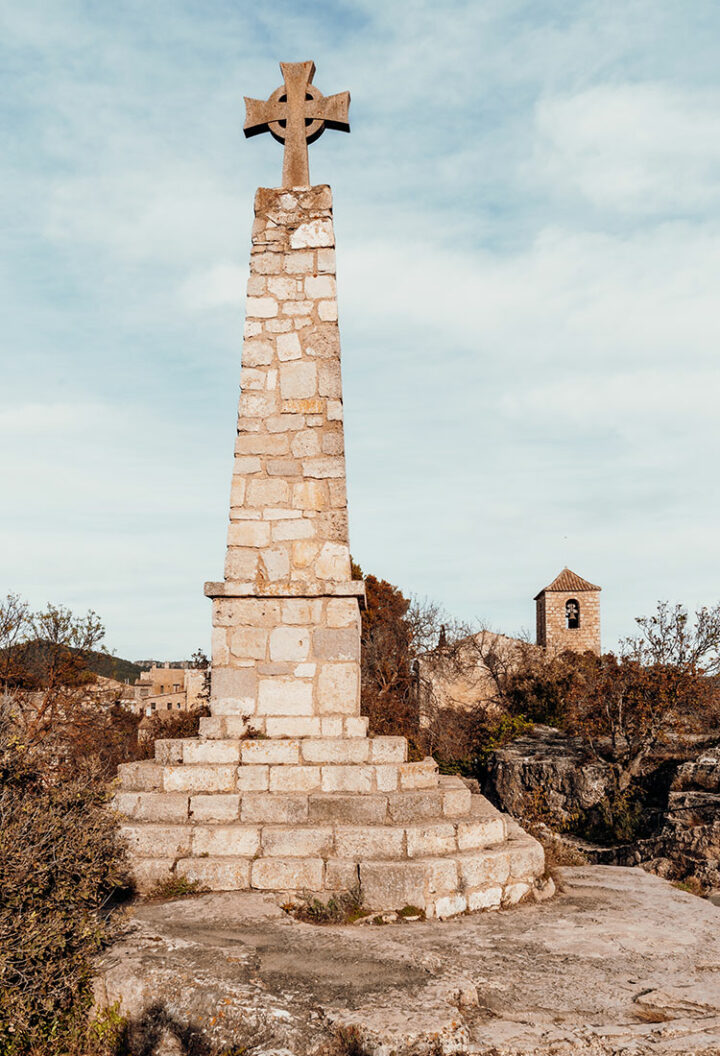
[300,738,369,765]
[399,760,438,790]
[316,248,335,273]
[153,739,184,765]
[324,859,359,890]
[312,628,359,661]
[335,826,405,860]
[121,824,192,859]
[246,479,289,507]
[271,518,315,541]
[279,361,317,399]
[305,275,336,299]
[325,599,357,628]
[189,794,241,823]
[163,765,237,794]
[219,599,282,626]
[292,480,329,510]
[240,739,298,766]
[198,716,227,739]
[276,331,302,360]
[192,825,260,857]
[265,716,322,738]
[211,667,257,704]
[269,627,310,662]
[246,296,278,318]
[284,250,314,272]
[508,838,545,879]
[117,762,163,792]
[240,793,309,824]
[182,740,240,765]
[457,818,505,851]
[321,765,373,793]
[269,765,321,793]
[176,857,251,891]
[251,857,324,891]
[224,548,259,581]
[318,300,338,322]
[386,791,444,823]
[425,857,458,895]
[369,737,407,764]
[211,627,230,666]
[261,826,333,857]
[257,679,313,715]
[236,765,269,791]
[280,598,324,624]
[114,792,189,823]
[229,627,268,661]
[308,793,388,825]
[289,219,334,249]
[344,717,368,737]
[374,765,399,792]
[129,859,174,895]
[291,430,321,457]
[317,664,359,714]
[458,849,511,888]
[405,823,456,858]
[320,717,344,737]
[502,881,532,906]
[359,861,427,912]
[432,894,467,920]
[235,433,289,456]
[227,521,271,547]
[443,787,473,817]
[467,886,503,911]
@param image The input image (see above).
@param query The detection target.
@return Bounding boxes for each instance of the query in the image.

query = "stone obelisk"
[115,62,548,917]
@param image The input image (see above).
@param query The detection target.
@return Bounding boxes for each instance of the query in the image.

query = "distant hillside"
[0,640,142,688]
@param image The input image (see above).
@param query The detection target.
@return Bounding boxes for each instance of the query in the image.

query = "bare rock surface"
[95,867,720,1055]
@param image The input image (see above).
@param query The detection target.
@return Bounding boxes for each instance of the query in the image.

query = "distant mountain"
[0,639,142,688]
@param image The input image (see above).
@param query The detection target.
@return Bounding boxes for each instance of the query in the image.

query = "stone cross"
[244,61,350,188]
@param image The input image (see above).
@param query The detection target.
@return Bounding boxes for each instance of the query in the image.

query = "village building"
[131,663,207,716]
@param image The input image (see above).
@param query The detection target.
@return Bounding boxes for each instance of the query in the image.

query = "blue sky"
[2,0,719,659]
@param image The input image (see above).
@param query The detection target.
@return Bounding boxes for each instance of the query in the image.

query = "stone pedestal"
[114,185,548,917]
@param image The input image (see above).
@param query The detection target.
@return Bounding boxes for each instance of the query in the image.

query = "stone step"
[117,756,438,795]
[154,735,407,767]
[198,714,370,740]
[118,810,506,863]
[114,784,478,826]
[125,828,545,920]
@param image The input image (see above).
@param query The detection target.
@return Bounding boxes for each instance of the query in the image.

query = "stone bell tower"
[535,567,601,655]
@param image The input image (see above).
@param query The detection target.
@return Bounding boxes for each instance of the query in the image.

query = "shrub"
[0,718,126,1055]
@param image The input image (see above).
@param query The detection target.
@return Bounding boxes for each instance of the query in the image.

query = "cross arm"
[306,91,351,130]
[243,96,284,137]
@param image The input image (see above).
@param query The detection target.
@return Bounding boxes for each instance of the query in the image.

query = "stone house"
[132,664,207,717]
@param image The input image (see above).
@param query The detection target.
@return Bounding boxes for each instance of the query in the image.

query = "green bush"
[0,725,127,1055]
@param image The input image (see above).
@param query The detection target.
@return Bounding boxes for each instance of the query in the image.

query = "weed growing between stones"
[285,884,364,924]
[145,876,206,901]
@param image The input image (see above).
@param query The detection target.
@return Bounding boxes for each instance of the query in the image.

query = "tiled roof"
[534,568,601,600]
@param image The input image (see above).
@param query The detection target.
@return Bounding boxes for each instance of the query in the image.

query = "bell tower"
[535,568,601,655]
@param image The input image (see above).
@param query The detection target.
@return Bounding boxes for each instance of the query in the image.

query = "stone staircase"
[115,726,546,918]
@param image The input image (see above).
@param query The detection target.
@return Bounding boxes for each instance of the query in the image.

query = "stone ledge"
[204,580,366,607]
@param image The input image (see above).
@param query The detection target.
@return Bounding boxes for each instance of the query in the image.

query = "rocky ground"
[95,866,720,1055]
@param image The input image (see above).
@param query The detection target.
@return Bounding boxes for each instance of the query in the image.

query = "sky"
[2,0,719,660]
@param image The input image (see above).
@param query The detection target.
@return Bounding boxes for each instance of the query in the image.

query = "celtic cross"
[244,61,350,188]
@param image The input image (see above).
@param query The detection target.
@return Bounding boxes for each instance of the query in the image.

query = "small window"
[151,703,156,712]
[566,599,580,629]
[167,703,172,710]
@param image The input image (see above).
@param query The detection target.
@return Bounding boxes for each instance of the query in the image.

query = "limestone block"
[508,838,545,879]
[265,716,322,738]
[224,548,259,581]
[154,740,184,765]
[300,738,369,765]
[250,251,283,275]
[369,737,407,764]
[318,300,338,322]
[189,794,241,823]
[212,667,257,705]
[292,480,329,511]
[289,219,334,249]
[269,765,321,793]
[121,824,192,859]
[308,793,388,825]
[198,716,226,739]
[312,629,359,662]
[230,478,247,508]
[457,818,505,851]
[292,540,320,570]
[467,886,503,911]
[241,740,300,765]
[325,599,357,628]
[320,717,343,737]
[284,250,314,273]
[219,599,282,626]
[502,881,532,906]
[425,857,459,895]
[117,762,164,792]
[279,361,317,400]
[261,826,333,857]
[303,458,345,480]
[163,765,237,794]
[320,765,373,793]
[113,792,189,824]
[316,248,335,273]
[374,765,399,792]
[128,859,174,895]
[317,663,359,714]
[442,787,473,817]
[211,627,230,666]
[335,826,404,860]
[246,479,289,507]
[257,679,313,716]
[269,627,310,662]
[229,627,268,661]
[276,331,302,360]
[240,793,309,824]
[246,296,278,318]
[176,857,251,891]
[251,857,324,891]
[433,894,467,920]
[305,275,336,299]
[182,740,240,765]
[282,300,313,317]
[239,366,265,389]
[281,598,324,624]
[457,849,511,888]
[236,765,269,792]
[267,415,304,434]
[227,521,271,547]
[324,859,359,890]
[321,431,344,456]
[399,760,438,790]
[211,697,256,717]
[260,547,291,581]
[242,338,274,364]
[272,518,315,541]
[405,823,456,859]
[267,275,301,299]
[327,400,343,422]
[291,430,321,458]
[359,861,427,912]
[192,825,260,858]
[386,791,444,823]
[234,434,289,456]
[344,717,369,737]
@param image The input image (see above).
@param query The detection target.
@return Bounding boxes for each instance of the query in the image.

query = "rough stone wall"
[204,186,363,735]
[536,590,601,654]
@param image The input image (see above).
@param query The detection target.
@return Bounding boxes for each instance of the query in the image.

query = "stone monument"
[115,62,547,917]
